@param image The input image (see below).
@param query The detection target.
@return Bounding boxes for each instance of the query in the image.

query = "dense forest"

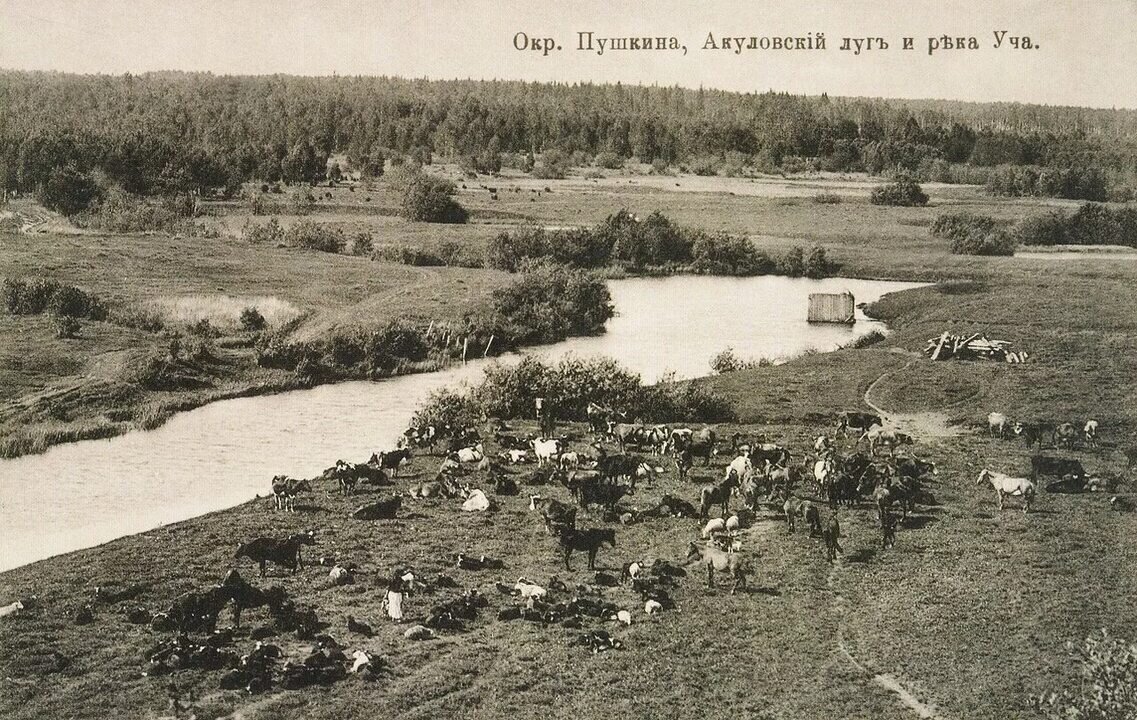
[2,71,1136,203]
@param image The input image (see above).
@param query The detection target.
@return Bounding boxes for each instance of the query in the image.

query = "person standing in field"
[383,567,415,623]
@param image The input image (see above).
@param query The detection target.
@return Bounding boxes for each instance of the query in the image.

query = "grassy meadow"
[1,168,1136,718]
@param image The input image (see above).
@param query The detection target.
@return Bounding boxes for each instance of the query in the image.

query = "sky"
[1,0,1135,109]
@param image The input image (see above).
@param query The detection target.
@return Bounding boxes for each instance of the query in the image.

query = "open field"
[2,170,1137,718]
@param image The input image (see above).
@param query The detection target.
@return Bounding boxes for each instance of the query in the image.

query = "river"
[0,275,921,572]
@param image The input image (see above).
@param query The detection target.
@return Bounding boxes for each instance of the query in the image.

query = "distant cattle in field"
[987,412,1012,438]
[1084,420,1099,447]
[1052,423,1080,450]
[1014,422,1052,449]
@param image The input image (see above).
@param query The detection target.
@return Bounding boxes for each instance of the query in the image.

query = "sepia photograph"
[1,1,1136,717]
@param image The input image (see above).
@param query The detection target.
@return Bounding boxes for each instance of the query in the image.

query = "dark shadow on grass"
[847,548,876,563]
[900,515,939,530]
[747,586,782,597]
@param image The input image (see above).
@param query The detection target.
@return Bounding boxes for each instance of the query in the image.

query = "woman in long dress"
[383,568,414,622]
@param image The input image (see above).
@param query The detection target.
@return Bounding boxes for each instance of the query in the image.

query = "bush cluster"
[283,220,345,253]
[413,355,735,431]
[1014,203,1137,248]
[255,319,432,380]
[486,210,841,278]
[710,347,761,374]
[468,264,614,348]
[400,176,468,224]
[74,189,193,233]
[932,212,1016,256]
[3,277,107,319]
[869,175,929,206]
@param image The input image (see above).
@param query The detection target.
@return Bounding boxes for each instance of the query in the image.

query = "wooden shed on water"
[807,291,855,324]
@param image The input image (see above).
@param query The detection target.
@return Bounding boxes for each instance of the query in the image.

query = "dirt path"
[863,360,961,441]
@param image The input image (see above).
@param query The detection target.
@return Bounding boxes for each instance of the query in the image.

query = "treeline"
[486,210,840,277]
[412,356,735,432]
[2,72,1136,200]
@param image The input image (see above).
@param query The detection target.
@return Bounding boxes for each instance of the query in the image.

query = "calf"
[987,412,1012,438]
[235,533,316,577]
[822,514,843,562]
[1084,420,1099,448]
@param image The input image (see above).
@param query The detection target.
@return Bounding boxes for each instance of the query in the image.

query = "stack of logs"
[924,332,1028,362]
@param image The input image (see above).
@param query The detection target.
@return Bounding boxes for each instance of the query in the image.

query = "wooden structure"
[807,292,855,324]
[924,332,1028,362]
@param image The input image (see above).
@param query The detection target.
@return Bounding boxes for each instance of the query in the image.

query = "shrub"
[242,217,285,244]
[347,230,373,257]
[870,174,928,206]
[289,188,317,216]
[3,277,106,319]
[650,158,672,175]
[690,157,719,176]
[805,245,840,277]
[812,192,842,204]
[1032,631,1137,720]
[690,233,774,276]
[373,244,445,266]
[56,315,81,338]
[38,165,102,216]
[1013,213,1068,246]
[1012,204,1137,248]
[710,347,760,374]
[777,246,806,277]
[845,329,886,348]
[412,389,484,431]
[400,176,468,223]
[594,152,625,170]
[239,307,266,332]
[75,189,183,232]
[532,150,569,180]
[950,228,1016,256]
[931,212,998,240]
[283,220,345,253]
[471,264,614,347]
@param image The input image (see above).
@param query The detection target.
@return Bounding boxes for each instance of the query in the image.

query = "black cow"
[235,533,316,577]
[1030,455,1086,482]
[836,411,883,438]
[1014,422,1053,449]
[895,457,937,481]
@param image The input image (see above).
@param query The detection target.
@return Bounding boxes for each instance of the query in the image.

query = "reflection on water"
[0,275,921,571]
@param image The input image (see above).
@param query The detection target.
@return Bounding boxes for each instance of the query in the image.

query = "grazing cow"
[836,411,883,438]
[868,429,914,456]
[271,475,312,511]
[749,443,790,471]
[894,456,937,481]
[596,450,654,489]
[700,470,740,518]
[1084,420,1099,448]
[685,541,746,594]
[814,435,832,454]
[1013,421,1052,449]
[235,533,316,577]
[1052,423,1080,450]
[988,412,1012,438]
[1030,455,1086,483]
[782,496,804,533]
[579,480,633,510]
[802,502,822,537]
[531,438,563,467]
[643,425,670,455]
[557,527,616,571]
[375,448,412,477]
[822,515,843,562]
[532,496,577,535]
[607,422,648,451]
[977,469,1035,513]
[872,478,918,520]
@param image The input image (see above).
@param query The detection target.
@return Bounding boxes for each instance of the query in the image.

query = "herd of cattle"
[18,402,1128,700]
